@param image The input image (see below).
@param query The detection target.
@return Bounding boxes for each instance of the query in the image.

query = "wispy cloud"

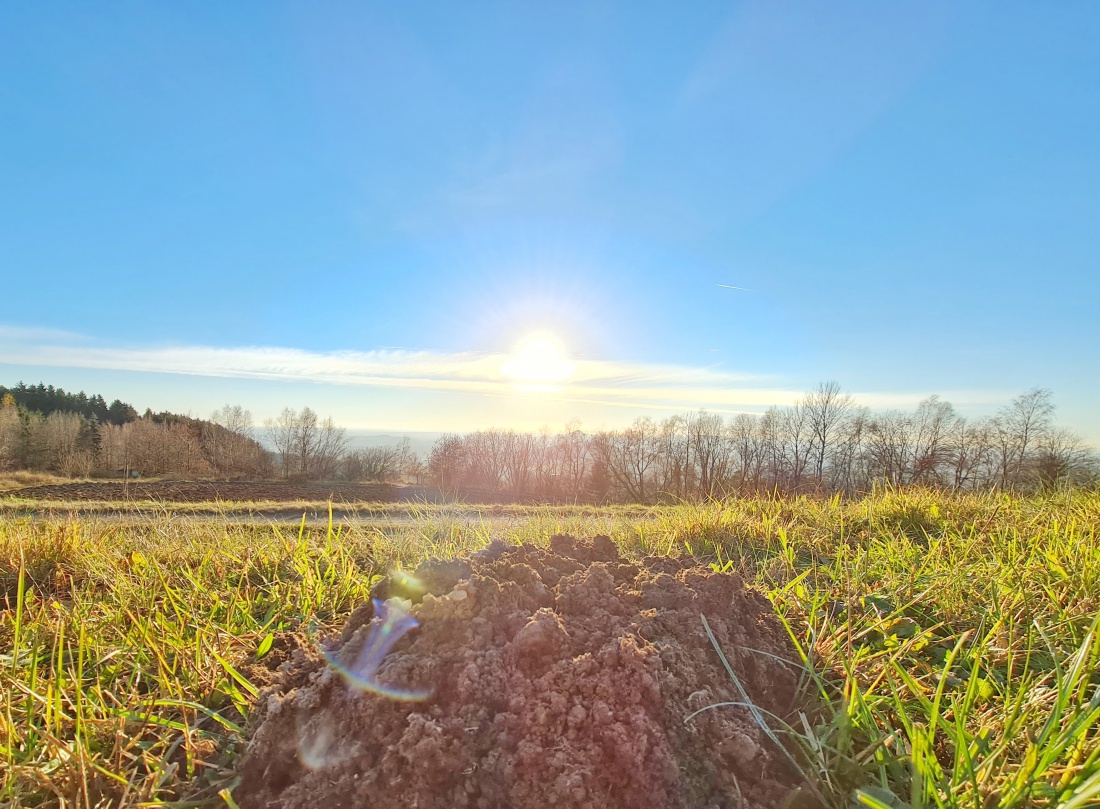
[0,326,785,407]
[0,324,93,343]
[0,326,1004,416]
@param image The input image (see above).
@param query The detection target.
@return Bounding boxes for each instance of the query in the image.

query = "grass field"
[2,489,1099,808]
[0,473,72,494]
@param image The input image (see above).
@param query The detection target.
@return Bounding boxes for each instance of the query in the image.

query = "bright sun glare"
[500,333,576,389]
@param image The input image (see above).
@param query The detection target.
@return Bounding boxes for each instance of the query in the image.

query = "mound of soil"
[3,480,397,503]
[235,536,806,809]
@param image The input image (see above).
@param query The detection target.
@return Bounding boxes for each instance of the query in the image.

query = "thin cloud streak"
[0,328,1006,415]
[0,330,763,393]
[0,324,92,343]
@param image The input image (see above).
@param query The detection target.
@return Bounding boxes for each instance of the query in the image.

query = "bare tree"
[1035,428,1096,490]
[803,381,854,485]
[992,388,1055,490]
[213,404,253,436]
[413,386,1090,502]
[38,412,96,476]
[865,411,913,487]
[103,418,212,477]
[530,429,556,495]
[586,432,613,502]
[312,414,347,479]
[908,396,962,485]
[429,434,466,491]
[756,408,786,491]
[290,408,320,479]
[264,407,346,480]
[0,394,21,471]
[204,404,263,477]
[553,421,591,499]
[654,415,691,499]
[729,413,762,492]
[463,429,509,490]
[687,411,732,499]
[341,439,412,483]
[503,431,537,494]
[602,418,661,503]
[780,404,814,491]
[951,420,994,491]
[265,409,296,479]
[828,406,869,494]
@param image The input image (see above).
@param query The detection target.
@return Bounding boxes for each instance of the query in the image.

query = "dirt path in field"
[235,535,807,809]
[0,480,401,503]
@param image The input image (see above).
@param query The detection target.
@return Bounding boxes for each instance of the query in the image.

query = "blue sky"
[1,1,1097,439]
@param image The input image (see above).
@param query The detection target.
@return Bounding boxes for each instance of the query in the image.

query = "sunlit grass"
[2,490,1098,807]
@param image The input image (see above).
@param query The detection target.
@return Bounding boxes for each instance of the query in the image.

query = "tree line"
[0,394,270,478]
[427,384,1096,500]
[1,381,1095,497]
[0,382,139,425]
[0,388,413,483]
[262,406,415,483]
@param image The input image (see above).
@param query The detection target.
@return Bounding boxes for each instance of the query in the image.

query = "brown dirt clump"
[234,535,806,809]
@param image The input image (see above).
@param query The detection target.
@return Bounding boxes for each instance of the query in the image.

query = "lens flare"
[322,598,432,701]
[297,713,351,770]
[500,333,575,389]
[390,568,424,596]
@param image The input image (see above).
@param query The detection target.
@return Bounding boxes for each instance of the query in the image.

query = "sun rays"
[499,332,576,390]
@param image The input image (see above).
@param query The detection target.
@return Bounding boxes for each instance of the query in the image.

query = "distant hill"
[342,430,442,459]
[3,382,445,462]
[1,381,270,478]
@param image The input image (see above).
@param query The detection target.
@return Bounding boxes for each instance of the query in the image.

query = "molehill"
[235,535,806,808]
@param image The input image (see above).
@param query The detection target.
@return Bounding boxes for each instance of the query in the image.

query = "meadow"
[2,489,1098,808]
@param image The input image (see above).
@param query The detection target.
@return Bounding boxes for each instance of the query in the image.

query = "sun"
[500,333,575,388]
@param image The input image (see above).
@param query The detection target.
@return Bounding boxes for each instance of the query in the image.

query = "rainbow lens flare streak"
[323,598,432,701]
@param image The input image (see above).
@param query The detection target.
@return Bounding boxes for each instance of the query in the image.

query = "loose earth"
[235,535,806,808]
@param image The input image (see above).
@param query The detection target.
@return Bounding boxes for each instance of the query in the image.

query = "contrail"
[717,284,753,292]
